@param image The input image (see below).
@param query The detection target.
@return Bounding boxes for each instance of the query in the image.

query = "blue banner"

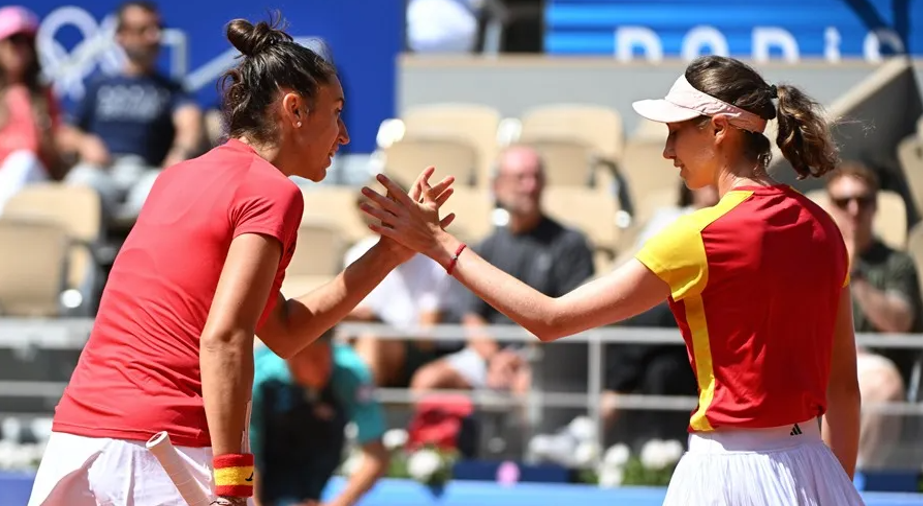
[545,0,923,62]
[30,1,404,154]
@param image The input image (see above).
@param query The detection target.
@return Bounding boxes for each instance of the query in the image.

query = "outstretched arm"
[359,174,671,342]
[432,237,668,341]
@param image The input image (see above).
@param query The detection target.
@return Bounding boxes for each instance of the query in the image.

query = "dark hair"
[116,1,159,31]
[826,160,880,195]
[219,13,337,145]
[685,56,838,180]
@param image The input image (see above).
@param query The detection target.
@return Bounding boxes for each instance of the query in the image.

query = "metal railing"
[0,318,922,458]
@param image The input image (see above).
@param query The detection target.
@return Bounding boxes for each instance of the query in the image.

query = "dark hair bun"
[226,17,292,57]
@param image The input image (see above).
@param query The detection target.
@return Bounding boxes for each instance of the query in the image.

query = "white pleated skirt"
[663,418,866,506]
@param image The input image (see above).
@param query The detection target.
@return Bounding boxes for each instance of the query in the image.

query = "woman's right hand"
[360,173,459,266]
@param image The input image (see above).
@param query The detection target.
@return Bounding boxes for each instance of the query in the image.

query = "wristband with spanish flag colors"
[213,454,255,497]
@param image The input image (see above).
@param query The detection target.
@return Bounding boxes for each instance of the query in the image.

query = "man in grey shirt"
[410,145,595,392]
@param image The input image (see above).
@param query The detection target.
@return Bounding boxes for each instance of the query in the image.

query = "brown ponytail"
[684,56,839,180]
[774,84,839,179]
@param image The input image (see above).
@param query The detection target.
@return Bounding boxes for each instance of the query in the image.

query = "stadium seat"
[398,103,502,186]
[633,118,667,139]
[301,186,369,246]
[0,219,69,317]
[2,184,104,313]
[522,139,614,189]
[519,104,624,162]
[805,189,907,250]
[619,138,680,221]
[382,138,479,187]
[281,219,347,299]
[440,186,495,244]
[542,186,620,253]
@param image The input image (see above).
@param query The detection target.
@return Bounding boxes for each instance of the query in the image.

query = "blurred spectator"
[0,6,66,214]
[826,161,923,470]
[62,1,203,220]
[602,183,716,450]
[406,0,480,53]
[412,145,595,392]
[251,335,389,506]
[344,180,457,389]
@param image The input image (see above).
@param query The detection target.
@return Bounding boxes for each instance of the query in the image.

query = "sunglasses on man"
[831,194,875,210]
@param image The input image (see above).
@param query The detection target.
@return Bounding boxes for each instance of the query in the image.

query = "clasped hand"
[360,168,456,262]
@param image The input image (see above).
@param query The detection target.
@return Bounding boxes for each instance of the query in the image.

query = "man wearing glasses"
[825,161,922,471]
[63,0,203,222]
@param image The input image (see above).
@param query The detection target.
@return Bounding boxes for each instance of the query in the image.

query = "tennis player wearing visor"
[358,55,864,505]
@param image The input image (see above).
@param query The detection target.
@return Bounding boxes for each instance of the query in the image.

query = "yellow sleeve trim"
[635,216,709,300]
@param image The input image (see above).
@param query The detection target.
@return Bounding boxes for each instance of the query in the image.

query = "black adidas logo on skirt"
[789,423,803,436]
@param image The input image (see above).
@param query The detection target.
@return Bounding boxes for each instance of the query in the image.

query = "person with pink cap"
[0,5,66,214]
[360,55,865,505]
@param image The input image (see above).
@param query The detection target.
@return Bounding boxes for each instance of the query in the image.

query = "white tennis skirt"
[28,431,255,506]
[662,418,866,506]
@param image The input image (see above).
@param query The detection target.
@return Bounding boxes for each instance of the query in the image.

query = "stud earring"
[296,121,303,127]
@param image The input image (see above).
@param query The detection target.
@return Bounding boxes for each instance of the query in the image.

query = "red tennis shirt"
[53,139,303,447]
[635,185,849,432]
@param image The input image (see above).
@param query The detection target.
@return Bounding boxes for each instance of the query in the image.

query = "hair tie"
[768,84,778,99]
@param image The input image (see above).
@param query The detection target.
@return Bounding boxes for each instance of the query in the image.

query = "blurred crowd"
[2,2,923,501]
[0,2,205,220]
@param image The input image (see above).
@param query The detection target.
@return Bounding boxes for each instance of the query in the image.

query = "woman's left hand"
[370,168,455,263]
[360,173,457,264]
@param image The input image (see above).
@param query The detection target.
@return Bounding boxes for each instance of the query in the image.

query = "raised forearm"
[851,279,913,332]
[259,243,402,358]
[201,330,254,456]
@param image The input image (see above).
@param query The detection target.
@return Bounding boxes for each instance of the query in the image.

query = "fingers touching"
[360,168,456,237]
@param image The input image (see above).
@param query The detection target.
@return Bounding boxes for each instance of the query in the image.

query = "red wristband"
[446,243,467,276]
[213,453,255,497]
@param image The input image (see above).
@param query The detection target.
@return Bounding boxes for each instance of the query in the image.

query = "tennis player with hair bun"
[362,55,865,505]
[27,14,455,506]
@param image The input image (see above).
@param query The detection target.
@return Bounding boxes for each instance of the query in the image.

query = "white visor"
[632,75,768,133]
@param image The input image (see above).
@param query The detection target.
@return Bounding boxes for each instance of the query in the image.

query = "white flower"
[1,418,22,442]
[573,441,600,467]
[598,467,624,488]
[13,444,37,469]
[602,443,631,468]
[640,439,672,470]
[661,439,684,465]
[382,429,408,451]
[31,418,54,443]
[548,434,578,466]
[0,441,14,470]
[567,416,596,443]
[340,450,363,476]
[407,449,443,481]
[526,434,554,463]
